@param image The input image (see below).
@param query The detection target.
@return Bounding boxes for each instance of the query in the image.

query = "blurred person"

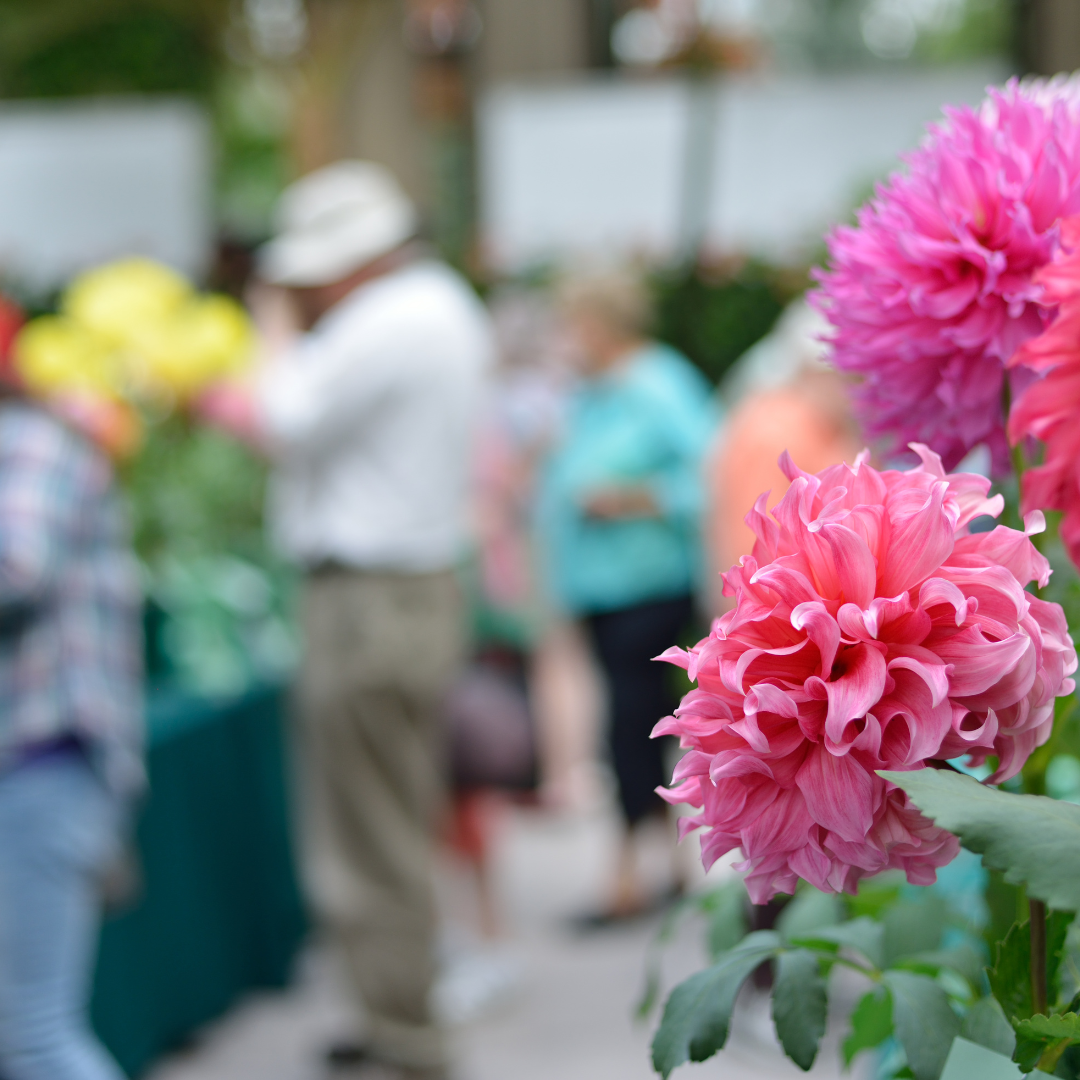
[0,297,144,1080]
[706,300,862,613]
[537,269,716,922]
[252,161,493,1079]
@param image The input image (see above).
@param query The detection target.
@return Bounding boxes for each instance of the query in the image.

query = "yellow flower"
[14,257,255,419]
[64,258,191,348]
[134,295,254,400]
[14,317,124,399]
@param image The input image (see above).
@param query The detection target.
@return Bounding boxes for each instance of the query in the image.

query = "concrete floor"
[145,801,873,1080]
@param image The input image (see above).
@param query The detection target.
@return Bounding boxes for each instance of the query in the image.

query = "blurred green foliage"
[651,262,802,385]
[122,417,297,695]
[122,416,266,563]
[215,69,293,240]
[2,8,215,99]
[766,0,1015,71]
[913,0,1015,66]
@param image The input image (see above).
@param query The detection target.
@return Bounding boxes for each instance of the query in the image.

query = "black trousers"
[585,594,694,826]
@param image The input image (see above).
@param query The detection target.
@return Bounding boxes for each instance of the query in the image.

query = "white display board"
[0,98,212,292]
[478,64,1006,270]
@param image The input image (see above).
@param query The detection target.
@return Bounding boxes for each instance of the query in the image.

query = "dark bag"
[443,662,537,791]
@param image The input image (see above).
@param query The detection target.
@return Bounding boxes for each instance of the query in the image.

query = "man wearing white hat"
[255,161,493,1078]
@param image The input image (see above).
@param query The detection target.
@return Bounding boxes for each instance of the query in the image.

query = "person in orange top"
[706,300,863,613]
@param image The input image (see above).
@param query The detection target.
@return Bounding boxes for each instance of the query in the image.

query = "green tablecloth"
[90,683,307,1077]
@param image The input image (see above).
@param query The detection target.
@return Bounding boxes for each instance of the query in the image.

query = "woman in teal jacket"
[537,271,716,921]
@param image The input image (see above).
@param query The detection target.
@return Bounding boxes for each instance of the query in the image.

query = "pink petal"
[951,524,1051,589]
[918,577,974,625]
[935,626,1033,696]
[710,751,775,782]
[881,480,957,594]
[886,648,950,706]
[813,643,889,745]
[795,743,876,843]
[821,522,878,608]
[791,601,841,675]
[741,785,811,858]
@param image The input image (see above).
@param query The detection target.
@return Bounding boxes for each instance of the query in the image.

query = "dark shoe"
[326,1044,452,1080]
[325,1041,375,1069]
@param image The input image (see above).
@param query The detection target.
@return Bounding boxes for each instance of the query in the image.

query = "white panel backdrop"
[0,98,211,292]
[478,64,1007,271]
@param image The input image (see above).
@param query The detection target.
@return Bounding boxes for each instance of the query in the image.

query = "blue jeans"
[0,751,126,1080]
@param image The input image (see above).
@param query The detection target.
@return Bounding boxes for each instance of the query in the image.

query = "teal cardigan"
[537,343,717,617]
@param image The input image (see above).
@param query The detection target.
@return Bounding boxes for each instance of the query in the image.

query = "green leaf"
[843,986,893,1067]
[883,970,961,1080]
[651,931,779,1077]
[960,997,1016,1058]
[883,894,948,965]
[1012,1024,1070,1075]
[1012,1009,1080,1071]
[940,1037,1024,1080]
[988,921,1032,1022]
[701,882,748,959]
[771,950,827,1071]
[1047,910,1076,1007]
[776,887,843,944]
[849,872,905,920]
[791,916,884,968]
[1014,1012,1080,1041]
[879,769,1080,912]
[897,944,985,990]
[988,909,1076,1018]
[1010,1006,1080,1075]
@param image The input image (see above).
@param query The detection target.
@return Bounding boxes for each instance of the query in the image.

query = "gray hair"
[556,268,652,338]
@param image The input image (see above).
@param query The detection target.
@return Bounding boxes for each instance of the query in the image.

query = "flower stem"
[1031,896,1049,1016]
[1038,1037,1070,1073]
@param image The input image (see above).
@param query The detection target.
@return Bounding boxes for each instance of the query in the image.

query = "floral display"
[654,447,1077,904]
[1008,214,1080,570]
[813,77,1080,474]
[650,74,1080,1080]
[12,258,254,455]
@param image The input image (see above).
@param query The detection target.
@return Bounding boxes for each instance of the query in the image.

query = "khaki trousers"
[299,567,463,1069]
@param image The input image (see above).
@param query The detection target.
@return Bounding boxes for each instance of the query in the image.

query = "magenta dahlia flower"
[813,77,1080,474]
[655,449,1077,902]
[1008,215,1080,569]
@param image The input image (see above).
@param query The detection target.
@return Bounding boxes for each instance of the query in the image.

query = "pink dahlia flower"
[655,448,1077,902]
[1008,215,1080,569]
[813,77,1080,475]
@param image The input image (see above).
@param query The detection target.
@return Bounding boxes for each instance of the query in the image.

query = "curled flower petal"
[815,643,888,747]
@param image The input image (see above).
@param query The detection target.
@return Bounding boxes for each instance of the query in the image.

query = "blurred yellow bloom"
[64,258,191,346]
[13,257,255,411]
[131,295,254,401]
[14,317,125,399]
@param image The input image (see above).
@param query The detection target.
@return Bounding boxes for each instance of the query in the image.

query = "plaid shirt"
[0,403,143,795]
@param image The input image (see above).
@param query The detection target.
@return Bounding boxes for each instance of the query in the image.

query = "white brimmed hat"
[259,161,418,287]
